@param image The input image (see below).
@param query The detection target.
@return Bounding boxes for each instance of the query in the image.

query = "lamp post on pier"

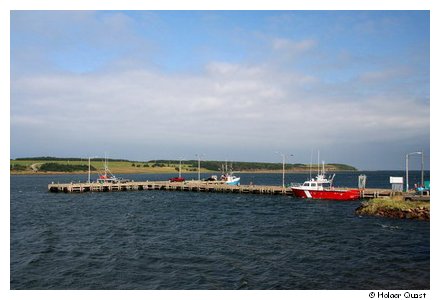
[405,151,423,192]
[178,157,184,178]
[195,154,204,181]
[276,152,293,188]
[88,156,97,183]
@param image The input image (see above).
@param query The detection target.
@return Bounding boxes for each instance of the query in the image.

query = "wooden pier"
[360,189,397,199]
[47,180,423,200]
[360,189,429,201]
[48,180,294,195]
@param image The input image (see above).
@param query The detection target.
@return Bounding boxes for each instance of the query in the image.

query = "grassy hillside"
[10,159,209,174]
[10,157,357,174]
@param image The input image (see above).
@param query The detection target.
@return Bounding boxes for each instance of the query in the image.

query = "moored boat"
[220,161,240,185]
[222,174,240,185]
[96,155,128,183]
[291,161,360,201]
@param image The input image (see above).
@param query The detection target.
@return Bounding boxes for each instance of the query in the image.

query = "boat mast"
[104,153,108,177]
[225,159,228,174]
[317,150,320,176]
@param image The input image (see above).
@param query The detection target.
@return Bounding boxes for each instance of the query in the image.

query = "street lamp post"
[405,151,423,192]
[276,152,293,188]
[195,154,204,181]
[88,157,91,183]
[178,157,184,178]
[88,156,97,183]
[421,151,424,185]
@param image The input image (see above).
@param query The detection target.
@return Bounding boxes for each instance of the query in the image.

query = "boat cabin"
[301,180,332,190]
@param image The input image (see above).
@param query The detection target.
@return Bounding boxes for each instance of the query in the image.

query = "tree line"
[149,160,357,171]
[14,156,130,162]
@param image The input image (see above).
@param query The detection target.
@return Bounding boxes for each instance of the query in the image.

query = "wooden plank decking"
[48,180,294,195]
[47,180,424,199]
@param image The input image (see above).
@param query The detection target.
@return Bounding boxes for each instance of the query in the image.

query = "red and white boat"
[291,162,360,201]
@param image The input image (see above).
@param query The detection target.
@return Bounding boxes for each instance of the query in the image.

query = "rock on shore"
[355,199,429,221]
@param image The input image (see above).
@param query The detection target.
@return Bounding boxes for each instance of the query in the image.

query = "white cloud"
[357,68,410,83]
[9,11,430,169]
[11,59,429,166]
[272,37,317,54]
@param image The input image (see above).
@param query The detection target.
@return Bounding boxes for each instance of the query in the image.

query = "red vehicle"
[169,177,185,182]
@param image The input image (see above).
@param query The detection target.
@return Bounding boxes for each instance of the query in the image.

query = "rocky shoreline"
[355,198,429,221]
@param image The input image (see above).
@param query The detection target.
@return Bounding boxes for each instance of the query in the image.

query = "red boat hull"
[291,188,360,201]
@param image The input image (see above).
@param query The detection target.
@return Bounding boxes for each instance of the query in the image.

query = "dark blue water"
[11,172,430,289]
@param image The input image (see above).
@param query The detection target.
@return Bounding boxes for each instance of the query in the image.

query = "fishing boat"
[96,156,128,184]
[222,173,240,185]
[220,161,240,185]
[291,160,360,201]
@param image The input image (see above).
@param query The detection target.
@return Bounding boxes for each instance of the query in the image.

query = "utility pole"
[195,154,204,181]
[406,151,422,192]
[421,151,424,186]
[88,156,97,183]
[276,152,293,187]
[178,157,184,178]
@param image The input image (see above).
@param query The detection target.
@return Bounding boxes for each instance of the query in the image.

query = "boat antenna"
[317,150,320,176]
[103,152,115,178]
[330,173,336,187]
[104,152,108,176]
[309,149,313,180]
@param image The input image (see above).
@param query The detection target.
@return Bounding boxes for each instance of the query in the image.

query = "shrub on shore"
[39,162,96,172]
[10,164,28,171]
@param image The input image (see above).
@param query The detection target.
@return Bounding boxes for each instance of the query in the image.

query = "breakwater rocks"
[355,198,430,221]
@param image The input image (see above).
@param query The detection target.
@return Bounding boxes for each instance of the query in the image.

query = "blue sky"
[10,10,430,170]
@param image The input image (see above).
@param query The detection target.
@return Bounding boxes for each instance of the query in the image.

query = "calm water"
[10,172,430,289]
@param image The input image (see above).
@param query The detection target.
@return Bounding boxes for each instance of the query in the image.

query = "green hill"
[10,157,357,174]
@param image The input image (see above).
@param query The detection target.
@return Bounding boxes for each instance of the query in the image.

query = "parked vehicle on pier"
[169,177,185,182]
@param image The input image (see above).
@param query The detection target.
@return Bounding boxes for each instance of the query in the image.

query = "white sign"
[390,177,403,184]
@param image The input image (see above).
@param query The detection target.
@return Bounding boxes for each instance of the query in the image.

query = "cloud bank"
[10,11,430,170]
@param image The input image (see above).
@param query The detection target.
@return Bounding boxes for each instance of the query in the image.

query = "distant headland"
[10,156,358,175]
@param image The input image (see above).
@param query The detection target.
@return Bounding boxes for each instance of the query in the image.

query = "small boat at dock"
[291,161,359,201]
[220,161,240,185]
[96,156,128,184]
[222,173,240,185]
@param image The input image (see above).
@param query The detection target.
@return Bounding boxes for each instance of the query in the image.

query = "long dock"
[48,180,294,195]
[47,180,419,199]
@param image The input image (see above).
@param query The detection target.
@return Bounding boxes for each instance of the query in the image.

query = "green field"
[11,160,194,174]
[10,157,357,174]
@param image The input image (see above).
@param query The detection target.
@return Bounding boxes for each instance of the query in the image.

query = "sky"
[9,10,430,170]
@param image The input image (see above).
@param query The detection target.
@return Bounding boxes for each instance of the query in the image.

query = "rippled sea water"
[11,172,429,289]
